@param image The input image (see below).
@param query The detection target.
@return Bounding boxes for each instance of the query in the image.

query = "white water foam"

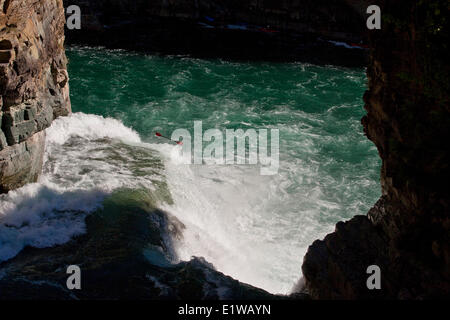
[149,113,377,294]
[153,142,331,294]
[1,112,374,296]
[0,113,143,263]
[44,112,141,154]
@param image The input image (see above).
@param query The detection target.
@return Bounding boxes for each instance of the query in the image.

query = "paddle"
[155,132,183,145]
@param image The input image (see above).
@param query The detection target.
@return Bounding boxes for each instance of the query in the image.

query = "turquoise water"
[66,47,381,293]
[0,47,381,294]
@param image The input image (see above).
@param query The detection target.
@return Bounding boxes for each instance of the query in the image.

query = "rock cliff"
[62,0,369,67]
[302,0,449,299]
[64,0,369,41]
[0,0,71,193]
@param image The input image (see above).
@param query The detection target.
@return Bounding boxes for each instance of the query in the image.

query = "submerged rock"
[0,189,276,300]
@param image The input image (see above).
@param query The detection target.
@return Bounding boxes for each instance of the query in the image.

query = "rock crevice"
[0,0,71,193]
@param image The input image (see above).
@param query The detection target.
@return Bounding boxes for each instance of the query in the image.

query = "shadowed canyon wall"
[62,0,370,66]
[302,0,449,299]
[64,0,369,41]
[0,0,71,193]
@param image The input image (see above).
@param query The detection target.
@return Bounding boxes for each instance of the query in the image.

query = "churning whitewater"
[0,48,381,294]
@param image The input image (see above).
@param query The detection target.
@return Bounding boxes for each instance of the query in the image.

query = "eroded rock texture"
[302,0,449,299]
[0,0,71,193]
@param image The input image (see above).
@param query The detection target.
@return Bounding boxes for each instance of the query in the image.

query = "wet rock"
[0,189,276,300]
[302,0,450,299]
[0,130,45,193]
[63,0,369,67]
[0,0,71,192]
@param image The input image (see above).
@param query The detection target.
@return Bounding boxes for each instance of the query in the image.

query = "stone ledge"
[0,130,46,193]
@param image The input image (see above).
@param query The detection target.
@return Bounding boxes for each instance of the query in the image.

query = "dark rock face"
[62,0,369,67]
[63,0,369,40]
[302,0,450,299]
[0,0,71,193]
[302,215,388,299]
[0,189,278,300]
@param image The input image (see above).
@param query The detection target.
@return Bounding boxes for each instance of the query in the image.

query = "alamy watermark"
[367,5,381,30]
[162,121,279,175]
[66,5,81,30]
[65,263,381,291]
[66,265,81,290]
[366,265,381,290]
[65,4,381,31]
